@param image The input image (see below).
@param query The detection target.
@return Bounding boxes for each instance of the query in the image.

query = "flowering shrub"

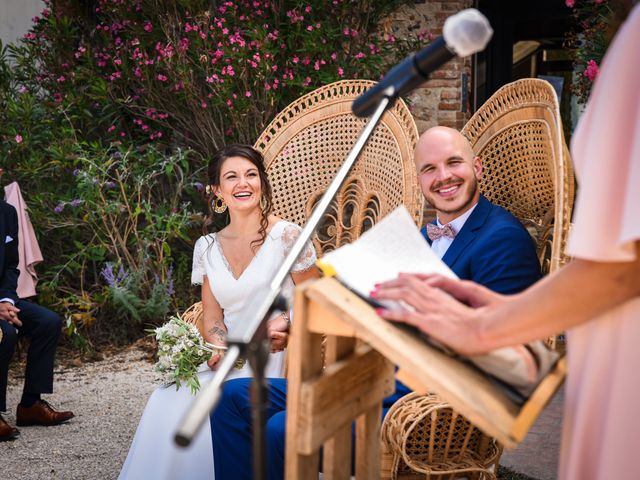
[12,0,422,155]
[37,143,203,344]
[0,0,425,346]
[564,0,612,104]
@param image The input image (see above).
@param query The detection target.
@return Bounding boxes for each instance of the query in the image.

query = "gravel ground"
[1,346,156,480]
[0,344,558,480]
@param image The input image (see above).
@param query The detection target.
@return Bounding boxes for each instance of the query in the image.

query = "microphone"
[352,8,493,117]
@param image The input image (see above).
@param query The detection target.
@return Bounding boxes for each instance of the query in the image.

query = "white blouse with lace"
[191,219,317,378]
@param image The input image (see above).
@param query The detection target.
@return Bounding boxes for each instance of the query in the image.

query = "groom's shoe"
[16,400,74,426]
[0,414,20,441]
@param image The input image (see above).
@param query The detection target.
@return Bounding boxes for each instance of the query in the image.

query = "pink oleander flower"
[144,22,153,32]
[157,74,168,81]
[337,67,344,77]
[15,135,23,143]
[584,59,599,81]
[565,0,575,7]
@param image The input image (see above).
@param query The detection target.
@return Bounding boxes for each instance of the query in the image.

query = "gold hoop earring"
[213,196,227,214]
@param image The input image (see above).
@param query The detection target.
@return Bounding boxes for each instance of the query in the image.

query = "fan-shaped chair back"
[461,78,574,273]
[254,80,423,256]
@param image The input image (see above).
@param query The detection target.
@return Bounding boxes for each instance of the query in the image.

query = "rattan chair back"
[255,80,422,255]
[381,392,502,479]
[462,78,574,273]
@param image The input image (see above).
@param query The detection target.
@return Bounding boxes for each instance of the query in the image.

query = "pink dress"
[561,5,640,479]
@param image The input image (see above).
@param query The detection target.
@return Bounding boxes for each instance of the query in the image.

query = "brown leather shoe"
[0,414,20,441]
[16,400,74,426]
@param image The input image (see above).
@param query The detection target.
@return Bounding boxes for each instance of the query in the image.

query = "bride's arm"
[201,276,226,368]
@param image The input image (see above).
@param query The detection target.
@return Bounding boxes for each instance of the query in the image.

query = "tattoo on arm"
[208,325,226,337]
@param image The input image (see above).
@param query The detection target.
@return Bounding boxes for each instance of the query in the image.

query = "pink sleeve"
[567,5,640,262]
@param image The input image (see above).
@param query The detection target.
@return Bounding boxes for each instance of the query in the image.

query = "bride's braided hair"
[203,144,273,251]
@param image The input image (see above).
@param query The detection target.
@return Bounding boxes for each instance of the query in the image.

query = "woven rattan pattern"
[381,392,501,479]
[461,78,574,274]
[255,80,422,256]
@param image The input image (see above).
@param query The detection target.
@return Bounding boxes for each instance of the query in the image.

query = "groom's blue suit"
[211,195,541,480]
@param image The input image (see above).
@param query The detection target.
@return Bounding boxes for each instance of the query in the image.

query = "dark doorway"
[473,0,573,111]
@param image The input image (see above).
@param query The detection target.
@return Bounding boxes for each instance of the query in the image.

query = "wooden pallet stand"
[285,277,566,480]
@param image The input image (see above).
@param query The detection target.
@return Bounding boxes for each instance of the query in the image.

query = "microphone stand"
[175,87,395,480]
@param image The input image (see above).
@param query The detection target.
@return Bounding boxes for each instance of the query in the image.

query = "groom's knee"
[215,378,252,420]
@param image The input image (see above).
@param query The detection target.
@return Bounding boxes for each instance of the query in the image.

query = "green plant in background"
[0,0,426,347]
[38,144,204,344]
[564,0,613,104]
[8,0,422,156]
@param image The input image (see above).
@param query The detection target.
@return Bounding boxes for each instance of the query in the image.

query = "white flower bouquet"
[151,315,225,394]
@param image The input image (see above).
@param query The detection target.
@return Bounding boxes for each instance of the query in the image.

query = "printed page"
[320,206,457,300]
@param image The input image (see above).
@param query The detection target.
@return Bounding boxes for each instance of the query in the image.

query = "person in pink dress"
[372,2,640,478]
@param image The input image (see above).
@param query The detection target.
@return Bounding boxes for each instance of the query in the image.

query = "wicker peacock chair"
[380,78,575,480]
[183,79,423,335]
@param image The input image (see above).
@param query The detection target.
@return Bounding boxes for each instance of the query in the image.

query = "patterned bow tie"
[426,223,456,242]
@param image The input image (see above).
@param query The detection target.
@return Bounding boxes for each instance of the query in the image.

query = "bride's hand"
[268,312,290,352]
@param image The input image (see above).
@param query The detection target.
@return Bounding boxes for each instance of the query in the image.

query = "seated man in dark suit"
[210,126,541,479]
[0,199,74,441]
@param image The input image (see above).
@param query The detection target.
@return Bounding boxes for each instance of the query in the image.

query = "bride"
[119,144,318,479]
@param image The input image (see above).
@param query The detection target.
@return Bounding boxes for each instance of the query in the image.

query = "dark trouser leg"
[15,300,62,397]
[211,377,289,480]
[0,321,18,411]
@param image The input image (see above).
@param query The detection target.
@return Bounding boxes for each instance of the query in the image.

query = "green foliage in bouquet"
[151,315,214,394]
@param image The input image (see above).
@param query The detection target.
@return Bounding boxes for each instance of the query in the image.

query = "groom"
[210,126,541,479]
[0,199,74,441]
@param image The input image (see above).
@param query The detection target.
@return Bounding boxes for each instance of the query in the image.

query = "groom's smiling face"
[414,127,482,225]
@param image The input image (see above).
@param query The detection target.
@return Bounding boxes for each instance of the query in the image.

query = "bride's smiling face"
[214,156,263,213]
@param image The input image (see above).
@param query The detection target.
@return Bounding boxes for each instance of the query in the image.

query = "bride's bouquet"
[151,315,225,394]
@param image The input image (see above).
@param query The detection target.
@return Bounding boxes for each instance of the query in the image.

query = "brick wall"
[391,0,474,134]
[389,0,474,222]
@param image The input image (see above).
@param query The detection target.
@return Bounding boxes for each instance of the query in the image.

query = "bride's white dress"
[119,220,316,479]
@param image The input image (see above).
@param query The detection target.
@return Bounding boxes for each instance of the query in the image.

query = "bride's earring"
[213,196,227,214]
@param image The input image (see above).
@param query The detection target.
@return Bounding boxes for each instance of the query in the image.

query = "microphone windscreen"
[443,8,493,57]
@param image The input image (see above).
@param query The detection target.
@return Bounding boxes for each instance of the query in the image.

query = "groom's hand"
[207,352,224,370]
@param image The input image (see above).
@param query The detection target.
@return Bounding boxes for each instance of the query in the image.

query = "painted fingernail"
[369,290,377,297]
[375,308,384,316]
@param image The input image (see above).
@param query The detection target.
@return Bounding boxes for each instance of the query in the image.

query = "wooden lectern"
[285,277,566,479]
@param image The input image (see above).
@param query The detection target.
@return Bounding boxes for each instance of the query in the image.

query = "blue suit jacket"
[420,195,541,295]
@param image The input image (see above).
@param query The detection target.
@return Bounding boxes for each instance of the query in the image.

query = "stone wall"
[391,0,474,134]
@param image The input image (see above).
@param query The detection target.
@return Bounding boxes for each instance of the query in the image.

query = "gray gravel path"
[1,345,560,480]
[1,347,156,480]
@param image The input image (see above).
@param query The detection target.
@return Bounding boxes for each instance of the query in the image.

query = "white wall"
[0,0,45,47]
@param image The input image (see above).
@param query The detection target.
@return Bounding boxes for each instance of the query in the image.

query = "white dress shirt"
[430,203,478,259]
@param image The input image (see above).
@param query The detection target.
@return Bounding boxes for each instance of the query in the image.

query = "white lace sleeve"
[191,236,208,285]
[281,223,317,272]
